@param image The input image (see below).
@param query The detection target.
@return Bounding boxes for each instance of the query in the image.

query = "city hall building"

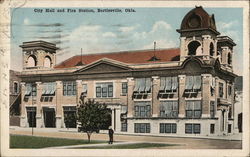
[19,7,238,137]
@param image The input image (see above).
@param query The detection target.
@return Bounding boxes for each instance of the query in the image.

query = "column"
[20,82,27,127]
[127,77,134,118]
[178,75,185,117]
[56,81,63,128]
[76,80,83,104]
[180,37,186,61]
[36,82,43,128]
[152,76,160,117]
[115,107,121,132]
[201,74,211,118]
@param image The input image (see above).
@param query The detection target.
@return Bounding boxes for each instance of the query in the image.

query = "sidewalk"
[45,141,141,149]
[9,126,242,149]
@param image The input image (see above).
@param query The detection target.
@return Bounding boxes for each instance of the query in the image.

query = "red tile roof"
[55,48,180,69]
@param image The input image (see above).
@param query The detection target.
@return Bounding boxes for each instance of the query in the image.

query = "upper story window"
[228,85,232,97]
[27,55,37,67]
[210,77,215,96]
[13,82,19,94]
[134,101,151,118]
[186,101,202,118]
[159,101,178,118]
[133,78,151,99]
[159,77,178,93]
[121,82,128,95]
[81,84,87,96]
[185,76,201,93]
[96,82,113,98]
[210,101,215,118]
[188,41,201,55]
[63,81,76,96]
[25,83,37,96]
[219,82,224,98]
[42,82,56,96]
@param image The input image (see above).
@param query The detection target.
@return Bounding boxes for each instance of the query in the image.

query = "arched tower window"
[228,53,232,65]
[27,55,37,67]
[44,56,52,68]
[209,43,215,56]
[188,41,201,55]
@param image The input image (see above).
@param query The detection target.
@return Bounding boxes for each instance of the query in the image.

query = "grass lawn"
[10,135,105,149]
[78,143,177,149]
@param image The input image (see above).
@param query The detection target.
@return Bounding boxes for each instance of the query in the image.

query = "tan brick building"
[19,6,237,137]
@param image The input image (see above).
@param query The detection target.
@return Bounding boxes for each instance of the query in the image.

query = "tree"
[64,112,76,129]
[77,99,111,143]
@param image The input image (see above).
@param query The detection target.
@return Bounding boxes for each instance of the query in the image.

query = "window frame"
[95,82,114,98]
[159,101,178,118]
[134,123,150,133]
[185,123,200,134]
[134,102,151,118]
[185,101,202,118]
[121,82,128,94]
[63,81,77,96]
[159,123,177,134]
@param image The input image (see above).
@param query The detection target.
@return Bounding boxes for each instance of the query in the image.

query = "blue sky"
[11,7,243,75]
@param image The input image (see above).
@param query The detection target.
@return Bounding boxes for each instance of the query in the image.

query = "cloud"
[66,20,177,59]
[102,32,116,38]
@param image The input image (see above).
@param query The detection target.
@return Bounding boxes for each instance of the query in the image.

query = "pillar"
[20,82,27,127]
[35,81,43,128]
[152,76,160,117]
[201,74,211,118]
[178,75,185,117]
[55,81,63,128]
[127,77,134,118]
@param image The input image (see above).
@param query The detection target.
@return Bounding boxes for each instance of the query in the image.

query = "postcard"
[0,0,249,156]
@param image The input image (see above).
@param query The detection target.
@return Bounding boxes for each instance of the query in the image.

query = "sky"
[11,7,243,75]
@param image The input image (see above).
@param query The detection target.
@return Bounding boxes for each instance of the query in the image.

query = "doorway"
[43,107,56,128]
[27,107,36,127]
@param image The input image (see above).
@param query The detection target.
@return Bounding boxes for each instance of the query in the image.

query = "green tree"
[77,99,111,143]
[64,112,76,129]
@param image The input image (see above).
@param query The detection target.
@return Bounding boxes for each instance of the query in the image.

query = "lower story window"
[134,123,150,133]
[185,123,200,134]
[160,123,177,133]
[121,123,127,132]
[210,124,215,134]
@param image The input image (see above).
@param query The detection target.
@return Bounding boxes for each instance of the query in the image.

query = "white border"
[1,0,249,157]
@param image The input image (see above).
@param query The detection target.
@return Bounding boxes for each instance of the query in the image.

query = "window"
[82,84,87,95]
[228,85,232,96]
[134,123,150,133]
[122,82,128,95]
[96,82,113,98]
[159,101,178,118]
[134,78,151,93]
[185,123,200,134]
[210,77,215,96]
[210,101,215,118]
[134,102,151,118]
[159,123,177,133]
[42,82,56,95]
[186,101,201,118]
[228,53,232,65]
[44,56,52,68]
[228,107,232,119]
[13,82,19,94]
[210,124,215,134]
[185,76,201,92]
[25,83,37,96]
[188,41,201,55]
[159,77,178,93]
[121,123,127,132]
[228,124,232,133]
[27,55,37,67]
[63,81,76,96]
[219,82,224,98]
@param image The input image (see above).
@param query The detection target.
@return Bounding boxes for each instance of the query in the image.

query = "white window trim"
[185,97,202,101]
[159,98,178,101]
[133,99,152,102]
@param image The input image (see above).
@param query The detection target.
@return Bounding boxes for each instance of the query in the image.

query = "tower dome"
[177,6,220,35]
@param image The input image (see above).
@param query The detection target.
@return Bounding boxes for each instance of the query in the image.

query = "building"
[9,70,21,126]
[234,76,243,133]
[19,6,238,137]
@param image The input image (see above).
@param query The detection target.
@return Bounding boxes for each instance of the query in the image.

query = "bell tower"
[20,41,58,70]
[177,6,220,62]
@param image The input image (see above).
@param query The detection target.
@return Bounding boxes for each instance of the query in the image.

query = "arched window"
[228,53,232,65]
[27,55,37,67]
[13,82,19,94]
[188,41,201,55]
[209,43,215,56]
[44,56,52,68]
